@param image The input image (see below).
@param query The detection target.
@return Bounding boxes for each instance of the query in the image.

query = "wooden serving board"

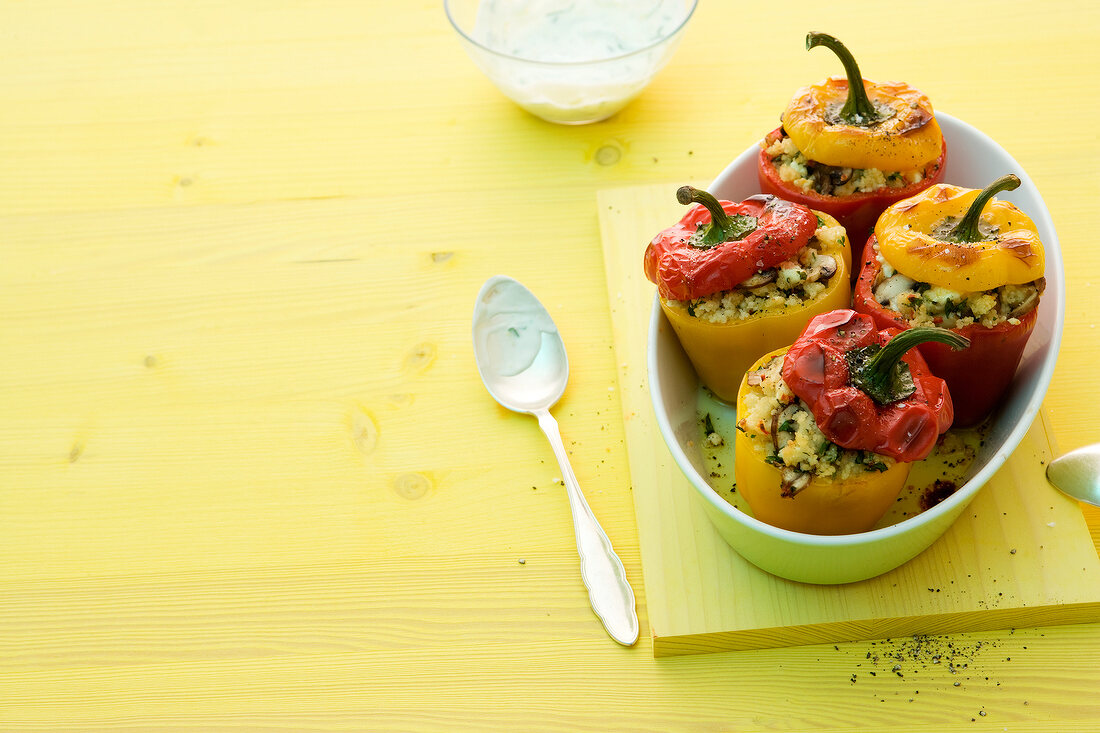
[598,182,1100,657]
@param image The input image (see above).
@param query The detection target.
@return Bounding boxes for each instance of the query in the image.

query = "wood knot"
[350,407,379,455]
[402,342,437,374]
[393,472,432,500]
[595,144,622,166]
[387,393,414,408]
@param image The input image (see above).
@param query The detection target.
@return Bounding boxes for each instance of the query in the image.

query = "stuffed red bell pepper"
[853,174,1046,426]
[644,187,852,401]
[757,32,946,260]
[734,309,967,535]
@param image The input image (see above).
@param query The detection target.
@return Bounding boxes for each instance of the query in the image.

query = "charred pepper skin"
[757,32,946,256]
[853,176,1045,427]
[781,309,960,462]
[644,193,817,302]
[757,127,947,262]
[873,178,1045,292]
[854,238,1039,428]
[646,197,851,403]
[734,310,963,535]
[734,346,912,536]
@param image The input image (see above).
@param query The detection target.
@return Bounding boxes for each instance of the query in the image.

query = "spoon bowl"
[479,331,567,412]
[1046,443,1100,508]
[472,275,639,646]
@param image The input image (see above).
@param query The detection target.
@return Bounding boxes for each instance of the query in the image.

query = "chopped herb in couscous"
[736,354,895,495]
[672,219,846,323]
[762,129,936,197]
[870,242,1046,329]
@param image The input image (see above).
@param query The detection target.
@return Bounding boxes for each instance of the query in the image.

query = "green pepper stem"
[677,185,759,248]
[946,174,1021,243]
[806,32,880,125]
[865,327,970,377]
[677,186,731,230]
[852,327,969,405]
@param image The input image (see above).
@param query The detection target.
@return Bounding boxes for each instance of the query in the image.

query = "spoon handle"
[535,409,639,647]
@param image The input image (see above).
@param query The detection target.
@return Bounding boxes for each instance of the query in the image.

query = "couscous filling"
[734,354,895,495]
[673,219,846,323]
[763,131,932,197]
[871,243,1045,329]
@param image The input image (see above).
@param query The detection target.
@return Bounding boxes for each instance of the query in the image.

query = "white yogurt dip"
[468,0,692,123]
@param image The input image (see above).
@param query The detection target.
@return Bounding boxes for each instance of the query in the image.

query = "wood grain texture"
[2,0,1099,730]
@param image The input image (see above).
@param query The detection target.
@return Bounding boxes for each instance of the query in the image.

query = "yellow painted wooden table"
[2,2,1099,730]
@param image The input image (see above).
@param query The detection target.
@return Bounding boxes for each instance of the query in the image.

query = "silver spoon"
[472,275,639,646]
[1046,443,1100,508]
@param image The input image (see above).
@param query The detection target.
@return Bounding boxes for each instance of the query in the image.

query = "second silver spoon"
[1046,443,1100,508]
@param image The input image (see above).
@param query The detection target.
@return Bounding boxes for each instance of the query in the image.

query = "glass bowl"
[445,0,697,125]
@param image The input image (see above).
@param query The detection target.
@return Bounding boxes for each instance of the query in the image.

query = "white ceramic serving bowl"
[648,112,1065,584]
[445,0,696,125]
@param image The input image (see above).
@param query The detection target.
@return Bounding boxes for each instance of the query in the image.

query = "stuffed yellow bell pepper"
[758,32,946,254]
[644,187,852,402]
[781,36,943,171]
[854,174,1046,425]
[734,310,966,535]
